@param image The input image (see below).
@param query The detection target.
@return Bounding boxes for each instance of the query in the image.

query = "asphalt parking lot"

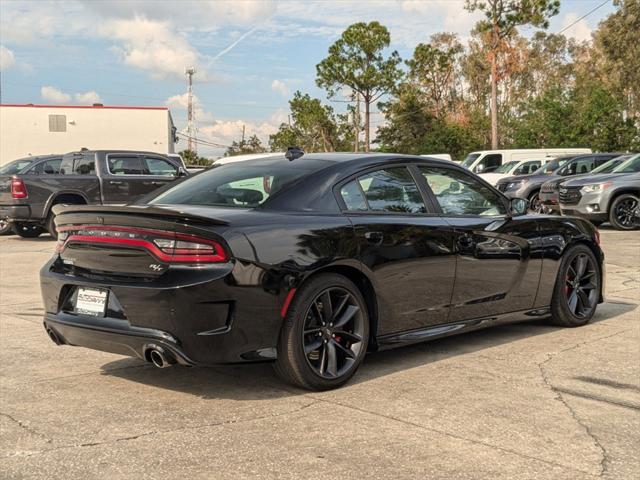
[0,228,638,480]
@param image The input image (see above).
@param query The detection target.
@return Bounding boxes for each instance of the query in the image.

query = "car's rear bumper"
[40,257,284,365]
[0,204,31,221]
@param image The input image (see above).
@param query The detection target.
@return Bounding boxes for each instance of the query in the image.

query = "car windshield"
[611,154,640,173]
[461,153,480,168]
[492,160,519,173]
[149,156,332,207]
[0,158,34,175]
[590,156,629,174]
[530,157,570,176]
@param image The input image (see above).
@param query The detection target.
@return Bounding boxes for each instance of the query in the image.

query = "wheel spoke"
[326,341,338,377]
[333,305,359,329]
[567,265,576,279]
[334,330,362,344]
[575,255,587,279]
[567,290,578,313]
[304,327,322,335]
[304,337,323,355]
[318,344,327,374]
[577,289,590,315]
[332,294,350,321]
[321,291,333,323]
[331,339,356,359]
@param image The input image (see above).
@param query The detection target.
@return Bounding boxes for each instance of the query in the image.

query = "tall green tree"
[464,0,560,148]
[316,21,403,151]
[178,149,211,166]
[269,91,353,152]
[224,134,267,157]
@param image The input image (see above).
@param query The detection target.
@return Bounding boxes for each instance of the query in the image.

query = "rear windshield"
[0,158,34,175]
[149,156,332,207]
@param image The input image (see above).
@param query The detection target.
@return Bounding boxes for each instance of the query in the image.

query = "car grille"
[540,182,559,193]
[497,183,508,192]
[559,186,582,205]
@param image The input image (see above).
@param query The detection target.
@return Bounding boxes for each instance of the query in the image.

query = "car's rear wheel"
[13,222,44,238]
[549,245,600,327]
[274,273,369,390]
[609,194,639,230]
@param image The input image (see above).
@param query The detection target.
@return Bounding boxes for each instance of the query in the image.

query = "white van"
[461,148,591,174]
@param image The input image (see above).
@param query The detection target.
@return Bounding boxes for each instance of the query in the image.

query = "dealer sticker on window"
[76,288,108,316]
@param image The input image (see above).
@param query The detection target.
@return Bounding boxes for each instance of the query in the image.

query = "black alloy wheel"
[274,273,369,390]
[302,287,365,379]
[550,245,600,327]
[609,194,639,230]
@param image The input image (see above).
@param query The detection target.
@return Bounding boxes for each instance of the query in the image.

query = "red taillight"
[55,225,227,264]
[11,178,28,199]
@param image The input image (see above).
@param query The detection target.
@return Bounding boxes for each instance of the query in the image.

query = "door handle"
[109,181,123,185]
[364,231,384,245]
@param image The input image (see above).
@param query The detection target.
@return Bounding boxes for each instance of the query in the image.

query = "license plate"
[76,288,108,316]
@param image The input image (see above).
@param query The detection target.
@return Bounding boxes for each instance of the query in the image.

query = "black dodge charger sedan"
[41,152,604,390]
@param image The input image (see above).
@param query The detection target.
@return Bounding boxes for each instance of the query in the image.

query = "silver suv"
[559,154,640,230]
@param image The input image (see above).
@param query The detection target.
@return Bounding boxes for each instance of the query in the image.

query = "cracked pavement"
[0,227,638,479]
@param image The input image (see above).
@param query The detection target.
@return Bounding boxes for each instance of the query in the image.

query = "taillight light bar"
[55,225,227,264]
[11,177,28,199]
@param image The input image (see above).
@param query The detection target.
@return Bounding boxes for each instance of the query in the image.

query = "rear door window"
[108,156,144,175]
[143,156,178,176]
[341,167,427,214]
[29,158,62,174]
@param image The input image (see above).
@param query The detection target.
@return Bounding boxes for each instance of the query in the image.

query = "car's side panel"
[442,215,543,322]
[348,214,456,334]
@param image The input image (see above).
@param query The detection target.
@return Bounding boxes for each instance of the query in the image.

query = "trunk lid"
[53,204,233,279]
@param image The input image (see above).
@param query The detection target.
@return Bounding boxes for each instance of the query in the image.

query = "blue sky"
[0,0,616,157]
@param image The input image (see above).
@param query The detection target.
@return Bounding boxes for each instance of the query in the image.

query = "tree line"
[191,0,639,161]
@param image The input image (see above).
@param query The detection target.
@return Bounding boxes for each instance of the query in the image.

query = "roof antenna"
[285,147,305,161]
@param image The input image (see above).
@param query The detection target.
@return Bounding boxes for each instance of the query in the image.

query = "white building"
[0,104,176,165]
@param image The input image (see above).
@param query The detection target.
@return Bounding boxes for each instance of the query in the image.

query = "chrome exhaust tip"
[144,345,175,368]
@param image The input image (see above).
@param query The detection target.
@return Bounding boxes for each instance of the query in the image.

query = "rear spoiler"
[52,204,229,226]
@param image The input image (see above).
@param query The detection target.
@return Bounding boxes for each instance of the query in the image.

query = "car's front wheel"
[549,244,600,327]
[274,273,369,390]
[528,191,543,214]
[609,194,639,230]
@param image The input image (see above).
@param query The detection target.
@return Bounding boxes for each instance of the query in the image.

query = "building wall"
[0,105,175,165]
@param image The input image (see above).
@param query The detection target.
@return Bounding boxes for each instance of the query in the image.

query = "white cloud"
[0,45,16,70]
[166,92,214,124]
[41,86,72,104]
[40,86,104,105]
[74,91,102,104]
[271,79,289,97]
[560,13,592,43]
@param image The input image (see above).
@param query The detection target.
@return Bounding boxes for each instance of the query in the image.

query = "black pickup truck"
[0,150,187,238]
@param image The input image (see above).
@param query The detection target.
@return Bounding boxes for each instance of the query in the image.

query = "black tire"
[549,244,601,327]
[0,218,12,236]
[13,223,44,238]
[608,194,639,230]
[46,212,58,240]
[528,191,543,214]
[274,273,369,391]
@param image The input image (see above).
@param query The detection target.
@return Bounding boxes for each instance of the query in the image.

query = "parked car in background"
[461,148,591,174]
[41,152,604,390]
[0,154,63,235]
[559,154,640,229]
[496,153,622,213]
[0,150,187,239]
[540,154,632,214]
[479,157,553,186]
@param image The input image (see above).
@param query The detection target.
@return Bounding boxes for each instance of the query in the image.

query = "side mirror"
[475,164,484,173]
[178,168,188,177]
[509,197,528,216]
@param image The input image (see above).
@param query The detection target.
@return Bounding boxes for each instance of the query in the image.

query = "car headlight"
[505,180,523,190]
[581,182,612,193]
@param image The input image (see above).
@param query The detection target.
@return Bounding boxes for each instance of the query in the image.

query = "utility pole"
[354,92,360,152]
[185,67,197,154]
[241,124,246,144]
